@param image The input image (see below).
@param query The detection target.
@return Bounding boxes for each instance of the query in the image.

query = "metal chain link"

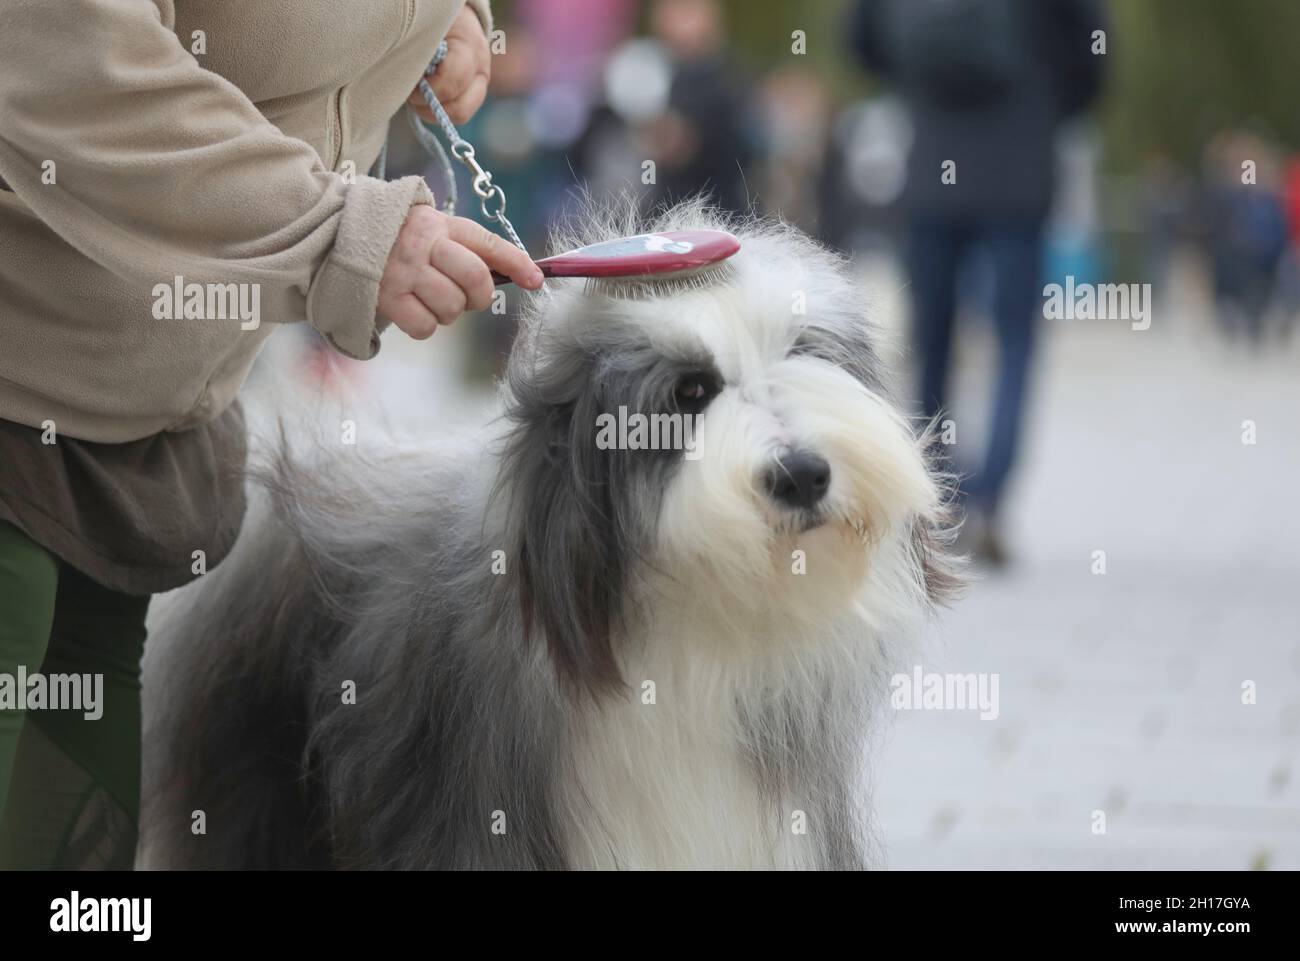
[373,41,531,259]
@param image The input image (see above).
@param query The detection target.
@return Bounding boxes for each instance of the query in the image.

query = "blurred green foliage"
[717,0,872,96]
[1100,0,1300,170]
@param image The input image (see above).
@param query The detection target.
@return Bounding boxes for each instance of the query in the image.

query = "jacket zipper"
[327,86,345,171]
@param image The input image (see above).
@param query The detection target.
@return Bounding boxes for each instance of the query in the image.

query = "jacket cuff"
[307,174,435,360]
[465,0,494,37]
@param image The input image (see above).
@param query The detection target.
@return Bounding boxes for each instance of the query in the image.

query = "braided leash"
[373,41,531,258]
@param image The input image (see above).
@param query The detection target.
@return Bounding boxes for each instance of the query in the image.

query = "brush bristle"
[582,259,737,300]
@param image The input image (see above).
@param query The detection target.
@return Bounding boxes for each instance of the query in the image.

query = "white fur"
[535,230,943,868]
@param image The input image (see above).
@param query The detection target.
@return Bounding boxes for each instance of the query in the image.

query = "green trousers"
[0,520,149,869]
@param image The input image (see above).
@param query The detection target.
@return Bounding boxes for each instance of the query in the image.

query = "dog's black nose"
[768,452,831,510]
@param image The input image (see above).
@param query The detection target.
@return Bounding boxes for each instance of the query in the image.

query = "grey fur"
[140,202,957,870]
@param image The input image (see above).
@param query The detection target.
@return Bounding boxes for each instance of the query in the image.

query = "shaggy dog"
[139,202,957,870]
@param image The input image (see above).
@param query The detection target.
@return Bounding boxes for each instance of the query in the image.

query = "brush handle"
[489,230,740,286]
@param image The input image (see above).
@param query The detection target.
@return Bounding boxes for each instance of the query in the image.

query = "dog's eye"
[678,379,706,400]
[673,373,719,413]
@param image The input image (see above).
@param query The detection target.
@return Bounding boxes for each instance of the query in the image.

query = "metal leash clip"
[374,41,531,259]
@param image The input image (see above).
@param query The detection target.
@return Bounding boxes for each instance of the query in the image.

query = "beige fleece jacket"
[0,0,491,443]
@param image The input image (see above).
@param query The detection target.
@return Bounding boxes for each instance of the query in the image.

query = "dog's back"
[139,490,339,869]
[140,433,574,870]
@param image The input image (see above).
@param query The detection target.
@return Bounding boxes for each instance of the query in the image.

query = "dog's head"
[498,202,956,695]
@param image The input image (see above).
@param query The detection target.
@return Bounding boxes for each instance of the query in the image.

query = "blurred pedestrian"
[646,0,753,216]
[1204,130,1290,344]
[1274,154,1300,341]
[753,67,834,238]
[851,0,1106,564]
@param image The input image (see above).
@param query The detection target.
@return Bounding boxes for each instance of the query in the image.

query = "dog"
[139,200,958,870]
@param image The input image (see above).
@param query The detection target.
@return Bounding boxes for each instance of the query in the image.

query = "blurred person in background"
[511,0,639,234]
[1141,149,1193,303]
[851,0,1106,565]
[819,94,914,253]
[645,0,753,215]
[1275,152,1300,341]
[752,67,834,239]
[1203,128,1290,344]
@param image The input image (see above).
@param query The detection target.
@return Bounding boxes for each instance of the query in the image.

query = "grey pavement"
[870,261,1300,869]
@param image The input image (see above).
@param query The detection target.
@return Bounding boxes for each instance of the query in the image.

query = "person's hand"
[377,206,543,339]
[408,7,491,125]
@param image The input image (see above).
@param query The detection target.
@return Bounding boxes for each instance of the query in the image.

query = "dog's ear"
[499,348,631,699]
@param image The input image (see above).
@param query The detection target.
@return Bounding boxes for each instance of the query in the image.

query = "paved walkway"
[869,260,1300,869]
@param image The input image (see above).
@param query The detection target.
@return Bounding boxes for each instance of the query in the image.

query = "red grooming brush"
[491,230,741,286]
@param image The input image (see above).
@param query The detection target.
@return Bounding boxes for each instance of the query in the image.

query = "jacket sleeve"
[466,0,494,35]
[0,0,452,360]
